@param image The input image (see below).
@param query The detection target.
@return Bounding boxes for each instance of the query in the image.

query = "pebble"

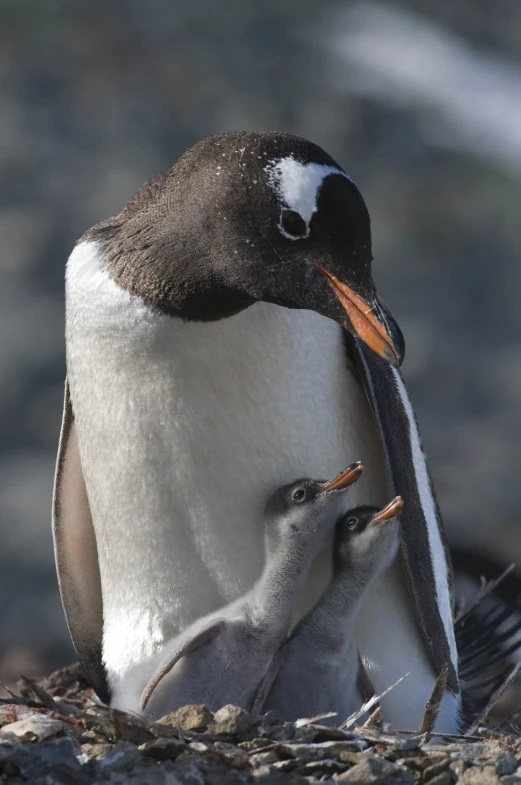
[158,704,213,731]
[209,705,260,738]
[139,736,187,761]
[496,752,518,776]
[0,717,66,742]
[336,756,402,783]
[426,773,451,785]
[2,665,521,785]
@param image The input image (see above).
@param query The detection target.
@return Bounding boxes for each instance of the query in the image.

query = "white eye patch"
[266,156,351,240]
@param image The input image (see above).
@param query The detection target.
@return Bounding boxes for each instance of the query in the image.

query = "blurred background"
[1,0,520,682]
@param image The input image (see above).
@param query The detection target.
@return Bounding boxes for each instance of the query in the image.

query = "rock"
[0,716,66,741]
[255,771,308,785]
[238,737,273,751]
[280,740,369,760]
[139,736,187,761]
[96,740,142,770]
[387,771,415,785]
[4,736,87,781]
[0,704,53,728]
[422,758,451,781]
[158,704,213,731]
[299,757,345,775]
[501,777,521,785]
[496,753,518,776]
[426,773,451,785]
[104,765,184,784]
[81,741,116,760]
[212,740,249,767]
[392,735,424,751]
[267,758,296,772]
[336,756,402,783]
[249,749,281,766]
[461,744,486,762]
[188,741,209,753]
[17,662,91,705]
[462,765,501,785]
[208,705,259,738]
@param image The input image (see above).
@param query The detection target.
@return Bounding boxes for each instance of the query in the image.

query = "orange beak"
[318,461,364,495]
[370,496,404,525]
[316,266,400,366]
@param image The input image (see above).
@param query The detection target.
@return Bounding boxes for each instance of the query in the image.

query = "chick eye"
[347,517,359,530]
[280,209,308,239]
[292,488,306,503]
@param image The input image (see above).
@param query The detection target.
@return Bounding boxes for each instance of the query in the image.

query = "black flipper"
[349,336,459,693]
[52,380,110,703]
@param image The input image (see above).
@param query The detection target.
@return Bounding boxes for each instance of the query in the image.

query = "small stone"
[423,758,450,781]
[252,771,307,785]
[303,724,352,741]
[188,741,209,753]
[462,766,500,785]
[336,756,401,783]
[392,736,423,751]
[394,755,426,771]
[158,704,213,731]
[239,737,273,751]
[275,740,366,762]
[80,742,114,760]
[140,736,187,761]
[388,771,414,785]
[450,759,465,779]
[212,741,249,767]
[249,749,280,766]
[6,736,84,781]
[97,741,142,770]
[300,758,345,774]
[426,773,451,785]
[496,753,518,776]
[271,758,299,772]
[209,705,259,738]
[461,745,486,762]
[0,717,65,742]
[339,751,365,765]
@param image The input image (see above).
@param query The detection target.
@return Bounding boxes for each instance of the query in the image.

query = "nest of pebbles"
[0,663,520,785]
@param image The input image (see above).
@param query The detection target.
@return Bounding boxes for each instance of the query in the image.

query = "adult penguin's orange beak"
[316,266,404,367]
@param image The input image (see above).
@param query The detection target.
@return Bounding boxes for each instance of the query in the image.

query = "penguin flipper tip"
[141,619,226,712]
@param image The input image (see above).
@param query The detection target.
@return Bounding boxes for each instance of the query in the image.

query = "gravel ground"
[0,664,520,784]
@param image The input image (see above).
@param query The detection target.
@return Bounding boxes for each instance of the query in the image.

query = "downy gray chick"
[254,497,403,724]
[139,463,364,719]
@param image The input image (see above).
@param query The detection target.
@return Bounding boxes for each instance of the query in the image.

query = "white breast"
[66,240,459,731]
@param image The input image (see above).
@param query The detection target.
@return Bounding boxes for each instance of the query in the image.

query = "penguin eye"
[347,517,359,530]
[292,488,306,503]
[280,209,308,239]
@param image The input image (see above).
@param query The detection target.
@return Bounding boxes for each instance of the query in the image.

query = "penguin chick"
[254,497,403,724]
[139,463,364,719]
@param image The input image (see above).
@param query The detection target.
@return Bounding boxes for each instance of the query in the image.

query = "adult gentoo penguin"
[53,131,460,730]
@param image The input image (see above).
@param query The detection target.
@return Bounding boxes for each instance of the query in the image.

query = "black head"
[333,497,403,575]
[85,131,404,366]
[264,462,364,554]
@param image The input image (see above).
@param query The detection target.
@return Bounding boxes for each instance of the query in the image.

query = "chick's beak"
[315,266,405,367]
[369,496,404,526]
[318,461,364,496]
